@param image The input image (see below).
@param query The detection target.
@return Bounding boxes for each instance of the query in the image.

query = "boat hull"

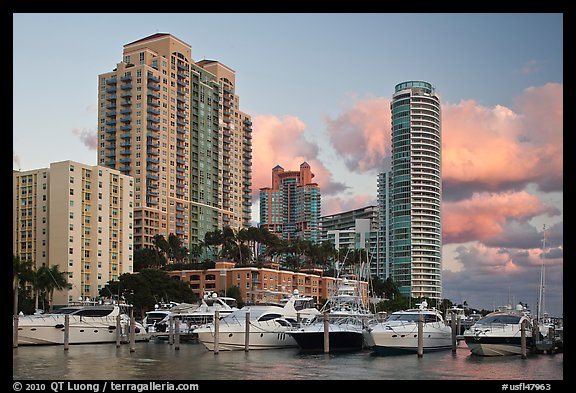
[195,325,297,351]
[16,316,148,345]
[464,336,534,356]
[289,330,365,352]
[369,323,453,355]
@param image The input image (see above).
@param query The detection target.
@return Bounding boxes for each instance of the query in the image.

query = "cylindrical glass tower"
[390,81,442,300]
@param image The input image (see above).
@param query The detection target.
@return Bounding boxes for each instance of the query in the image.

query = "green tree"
[134,247,162,271]
[222,285,245,308]
[153,234,170,266]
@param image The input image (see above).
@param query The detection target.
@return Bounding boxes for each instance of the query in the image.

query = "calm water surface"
[13,340,563,381]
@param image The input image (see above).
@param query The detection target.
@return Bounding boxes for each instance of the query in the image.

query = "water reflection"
[13,341,562,380]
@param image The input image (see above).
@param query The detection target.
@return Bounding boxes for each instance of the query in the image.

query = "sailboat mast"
[538,224,547,321]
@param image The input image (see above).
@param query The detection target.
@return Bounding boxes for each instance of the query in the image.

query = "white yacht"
[15,303,148,345]
[366,300,453,355]
[151,293,239,339]
[463,304,533,356]
[288,277,374,352]
[142,301,181,334]
[195,292,320,351]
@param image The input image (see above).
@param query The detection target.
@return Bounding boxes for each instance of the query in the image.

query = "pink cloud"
[72,128,98,150]
[325,97,391,172]
[443,84,563,193]
[321,194,377,216]
[456,243,522,275]
[323,84,563,196]
[251,114,347,200]
[443,191,559,244]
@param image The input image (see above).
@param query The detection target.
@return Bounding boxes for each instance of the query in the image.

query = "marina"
[13,339,563,381]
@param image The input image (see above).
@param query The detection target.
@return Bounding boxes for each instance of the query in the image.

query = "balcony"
[147,91,160,99]
[148,74,160,83]
[120,75,132,82]
[120,108,131,115]
[146,131,159,140]
[147,107,160,115]
[147,115,160,124]
[147,82,160,91]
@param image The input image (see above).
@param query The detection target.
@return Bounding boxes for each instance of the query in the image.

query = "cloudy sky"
[13,13,563,317]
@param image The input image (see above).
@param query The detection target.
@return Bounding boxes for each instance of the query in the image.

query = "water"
[13,340,563,381]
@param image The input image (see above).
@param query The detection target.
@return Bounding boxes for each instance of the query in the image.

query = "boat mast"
[537,224,547,322]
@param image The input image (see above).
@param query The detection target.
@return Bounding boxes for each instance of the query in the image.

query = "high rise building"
[13,160,134,306]
[260,162,321,242]
[97,33,252,251]
[378,81,442,300]
[319,206,380,265]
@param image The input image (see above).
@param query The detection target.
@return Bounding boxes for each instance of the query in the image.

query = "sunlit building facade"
[97,33,252,251]
[13,160,134,306]
[259,162,321,242]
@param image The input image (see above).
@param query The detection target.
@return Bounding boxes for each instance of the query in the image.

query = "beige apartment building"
[166,261,369,305]
[13,160,133,306]
[97,33,252,251]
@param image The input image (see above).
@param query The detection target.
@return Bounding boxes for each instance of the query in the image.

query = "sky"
[12,13,563,317]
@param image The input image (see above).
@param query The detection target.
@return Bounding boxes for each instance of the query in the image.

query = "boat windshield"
[145,312,170,323]
[477,314,522,325]
[221,306,282,322]
[294,299,316,311]
[387,313,441,323]
[50,308,82,315]
[50,307,115,317]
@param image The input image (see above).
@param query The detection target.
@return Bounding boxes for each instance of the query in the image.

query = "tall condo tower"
[379,81,442,300]
[260,162,321,242]
[97,33,252,250]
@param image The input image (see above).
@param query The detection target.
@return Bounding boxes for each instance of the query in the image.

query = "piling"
[323,311,330,353]
[214,309,219,355]
[174,317,180,350]
[456,317,461,337]
[13,315,19,348]
[244,311,250,352]
[168,315,174,345]
[417,313,423,358]
[451,312,457,353]
[116,314,121,347]
[129,307,136,353]
[64,315,70,351]
[521,320,527,359]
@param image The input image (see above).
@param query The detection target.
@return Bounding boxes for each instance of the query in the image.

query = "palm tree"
[153,234,169,266]
[42,265,68,311]
[13,255,32,316]
[204,229,223,260]
[167,233,188,263]
[29,266,49,312]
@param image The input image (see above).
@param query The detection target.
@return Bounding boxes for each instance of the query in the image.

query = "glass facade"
[382,81,442,300]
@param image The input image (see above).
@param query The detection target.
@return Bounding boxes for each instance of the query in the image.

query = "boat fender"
[54,324,64,329]
[108,326,117,330]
